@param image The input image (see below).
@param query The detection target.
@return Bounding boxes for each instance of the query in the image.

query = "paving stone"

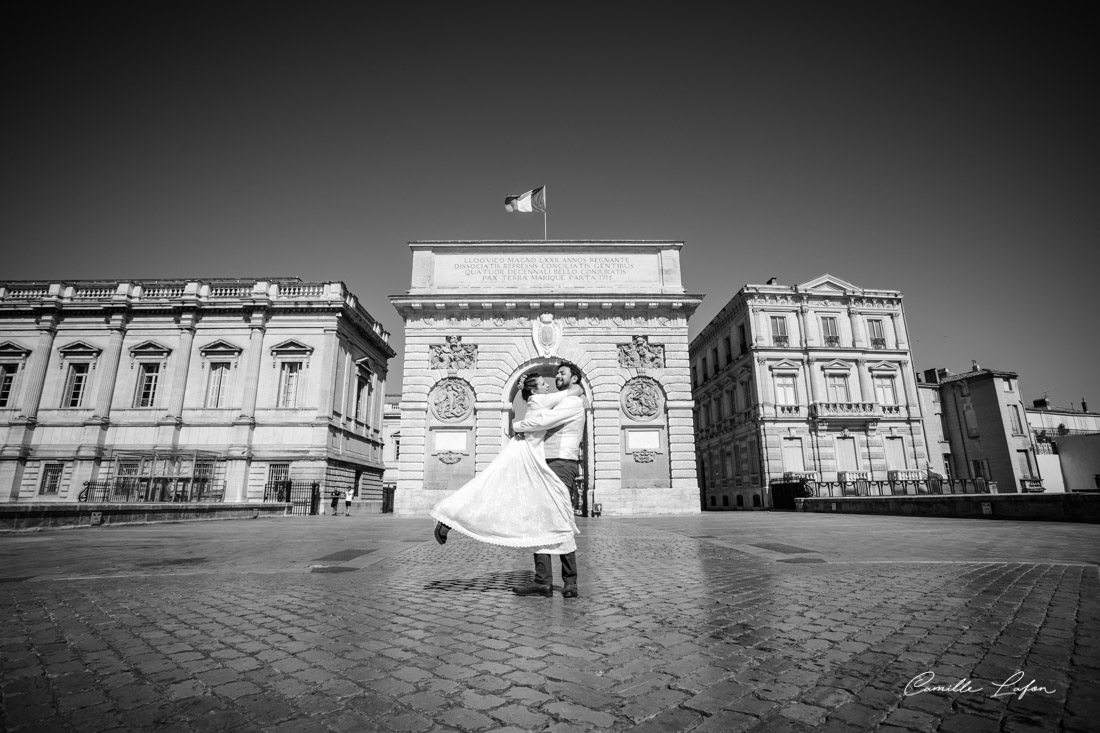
[0,514,1095,732]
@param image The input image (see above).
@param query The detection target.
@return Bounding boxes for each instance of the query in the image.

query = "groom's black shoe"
[433,523,449,545]
[512,583,552,597]
[562,583,579,598]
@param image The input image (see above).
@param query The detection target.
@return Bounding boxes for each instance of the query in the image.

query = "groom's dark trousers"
[534,458,580,587]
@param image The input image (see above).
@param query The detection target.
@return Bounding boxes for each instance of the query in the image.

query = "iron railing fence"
[263,480,322,516]
[807,477,997,498]
[80,479,226,503]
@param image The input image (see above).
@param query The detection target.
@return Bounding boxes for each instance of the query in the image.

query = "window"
[64,363,89,408]
[783,438,805,472]
[355,375,371,421]
[0,363,17,407]
[701,357,708,381]
[393,436,401,461]
[770,316,788,347]
[712,348,720,374]
[690,365,698,387]
[278,362,302,408]
[836,437,859,471]
[268,463,290,483]
[964,407,980,438]
[738,324,747,354]
[709,495,716,507]
[723,337,732,366]
[722,495,729,507]
[1009,404,1024,434]
[821,317,840,347]
[868,319,886,349]
[134,363,160,407]
[826,374,850,402]
[39,463,63,495]
[885,437,907,470]
[774,374,797,405]
[972,459,989,480]
[1003,378,1014,392]
[1016,450,1033,478]
[206,362,231,408]
[874,376,898,405]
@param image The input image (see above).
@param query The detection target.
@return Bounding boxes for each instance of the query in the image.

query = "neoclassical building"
[389,240,704,516]
[690,274,926,509]
[0,278,394,506]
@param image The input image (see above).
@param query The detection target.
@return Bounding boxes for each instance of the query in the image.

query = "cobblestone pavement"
[1,513,1098,732]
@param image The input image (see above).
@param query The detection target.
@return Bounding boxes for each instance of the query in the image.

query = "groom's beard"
[555,377,565,390]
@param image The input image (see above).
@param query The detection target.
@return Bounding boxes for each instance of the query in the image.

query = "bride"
[429,371,582,553]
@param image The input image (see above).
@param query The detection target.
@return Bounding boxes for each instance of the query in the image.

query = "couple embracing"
[431,361,586,598]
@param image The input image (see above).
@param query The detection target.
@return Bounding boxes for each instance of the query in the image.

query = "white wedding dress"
[429,391,579,554]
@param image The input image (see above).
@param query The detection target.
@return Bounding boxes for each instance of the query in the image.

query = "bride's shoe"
[434,522,450,545]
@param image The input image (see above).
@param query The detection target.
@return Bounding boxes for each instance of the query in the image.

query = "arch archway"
[501,358,595,517]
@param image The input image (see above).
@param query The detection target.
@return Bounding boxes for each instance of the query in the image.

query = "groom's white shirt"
[512,394,585,461]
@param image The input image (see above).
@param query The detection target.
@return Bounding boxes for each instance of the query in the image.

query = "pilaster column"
[753,308,768,345]
[237,312,268,422]
[756,357,774,415]
[799,305,815,347]
[857,359,873,403]
[848,307,864,348]
[17,315,59,421]
[164,316,197,421]
[316,327,339,421]
[92,314,129,420]
[891,310,909,349]
[805,359,821,403]
[899,360,918,417]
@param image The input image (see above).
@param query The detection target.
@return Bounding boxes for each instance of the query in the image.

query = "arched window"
[736,495,744,507]
[722,495,729,507]
[709,495,716,507]
[752,494,762,507]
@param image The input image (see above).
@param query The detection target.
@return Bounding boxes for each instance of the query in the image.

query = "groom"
[510,360,586,598]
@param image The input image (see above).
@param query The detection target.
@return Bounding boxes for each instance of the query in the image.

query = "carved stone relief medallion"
[429,335,477,370]
[621,377,663,421]
[429,378,474,422]
[617,335,665,369]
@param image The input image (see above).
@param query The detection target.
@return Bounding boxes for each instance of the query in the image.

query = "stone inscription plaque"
[432,253,658,290]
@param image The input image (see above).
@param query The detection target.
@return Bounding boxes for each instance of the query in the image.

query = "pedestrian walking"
[330,489,340,516]
[344,491,352,516]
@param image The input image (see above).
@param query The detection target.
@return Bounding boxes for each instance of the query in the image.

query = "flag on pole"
[505,187,546,213]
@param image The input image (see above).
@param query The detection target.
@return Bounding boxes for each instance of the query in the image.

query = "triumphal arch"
[389,240,704,516]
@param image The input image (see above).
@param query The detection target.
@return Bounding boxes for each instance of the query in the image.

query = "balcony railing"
[870,338,887,349]
[773,335,789,347]
[823,336,841,347]
[811,402,876,418]
[1020,479,1044,493]
[888,470,925,482]
[810,477,996,498]
[80,479,225,503]
[782,471,820,482]
[777,404,801,416]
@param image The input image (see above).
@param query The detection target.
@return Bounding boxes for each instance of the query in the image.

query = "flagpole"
[543,186,548,240]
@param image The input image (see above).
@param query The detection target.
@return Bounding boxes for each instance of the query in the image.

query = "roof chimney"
[766,277,777,285]
[1084,399,1089,413]
[971,359,980,372]
[1033,397,1050,410]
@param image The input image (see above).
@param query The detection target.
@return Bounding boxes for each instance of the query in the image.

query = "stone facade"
[0,279,394,504]
[690,274,926,510]
[389,240,704,516]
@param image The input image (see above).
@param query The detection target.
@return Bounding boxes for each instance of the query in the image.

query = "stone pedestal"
[390,240,704,516]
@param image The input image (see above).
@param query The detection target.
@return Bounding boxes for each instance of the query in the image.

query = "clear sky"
[3,4,1097,408]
